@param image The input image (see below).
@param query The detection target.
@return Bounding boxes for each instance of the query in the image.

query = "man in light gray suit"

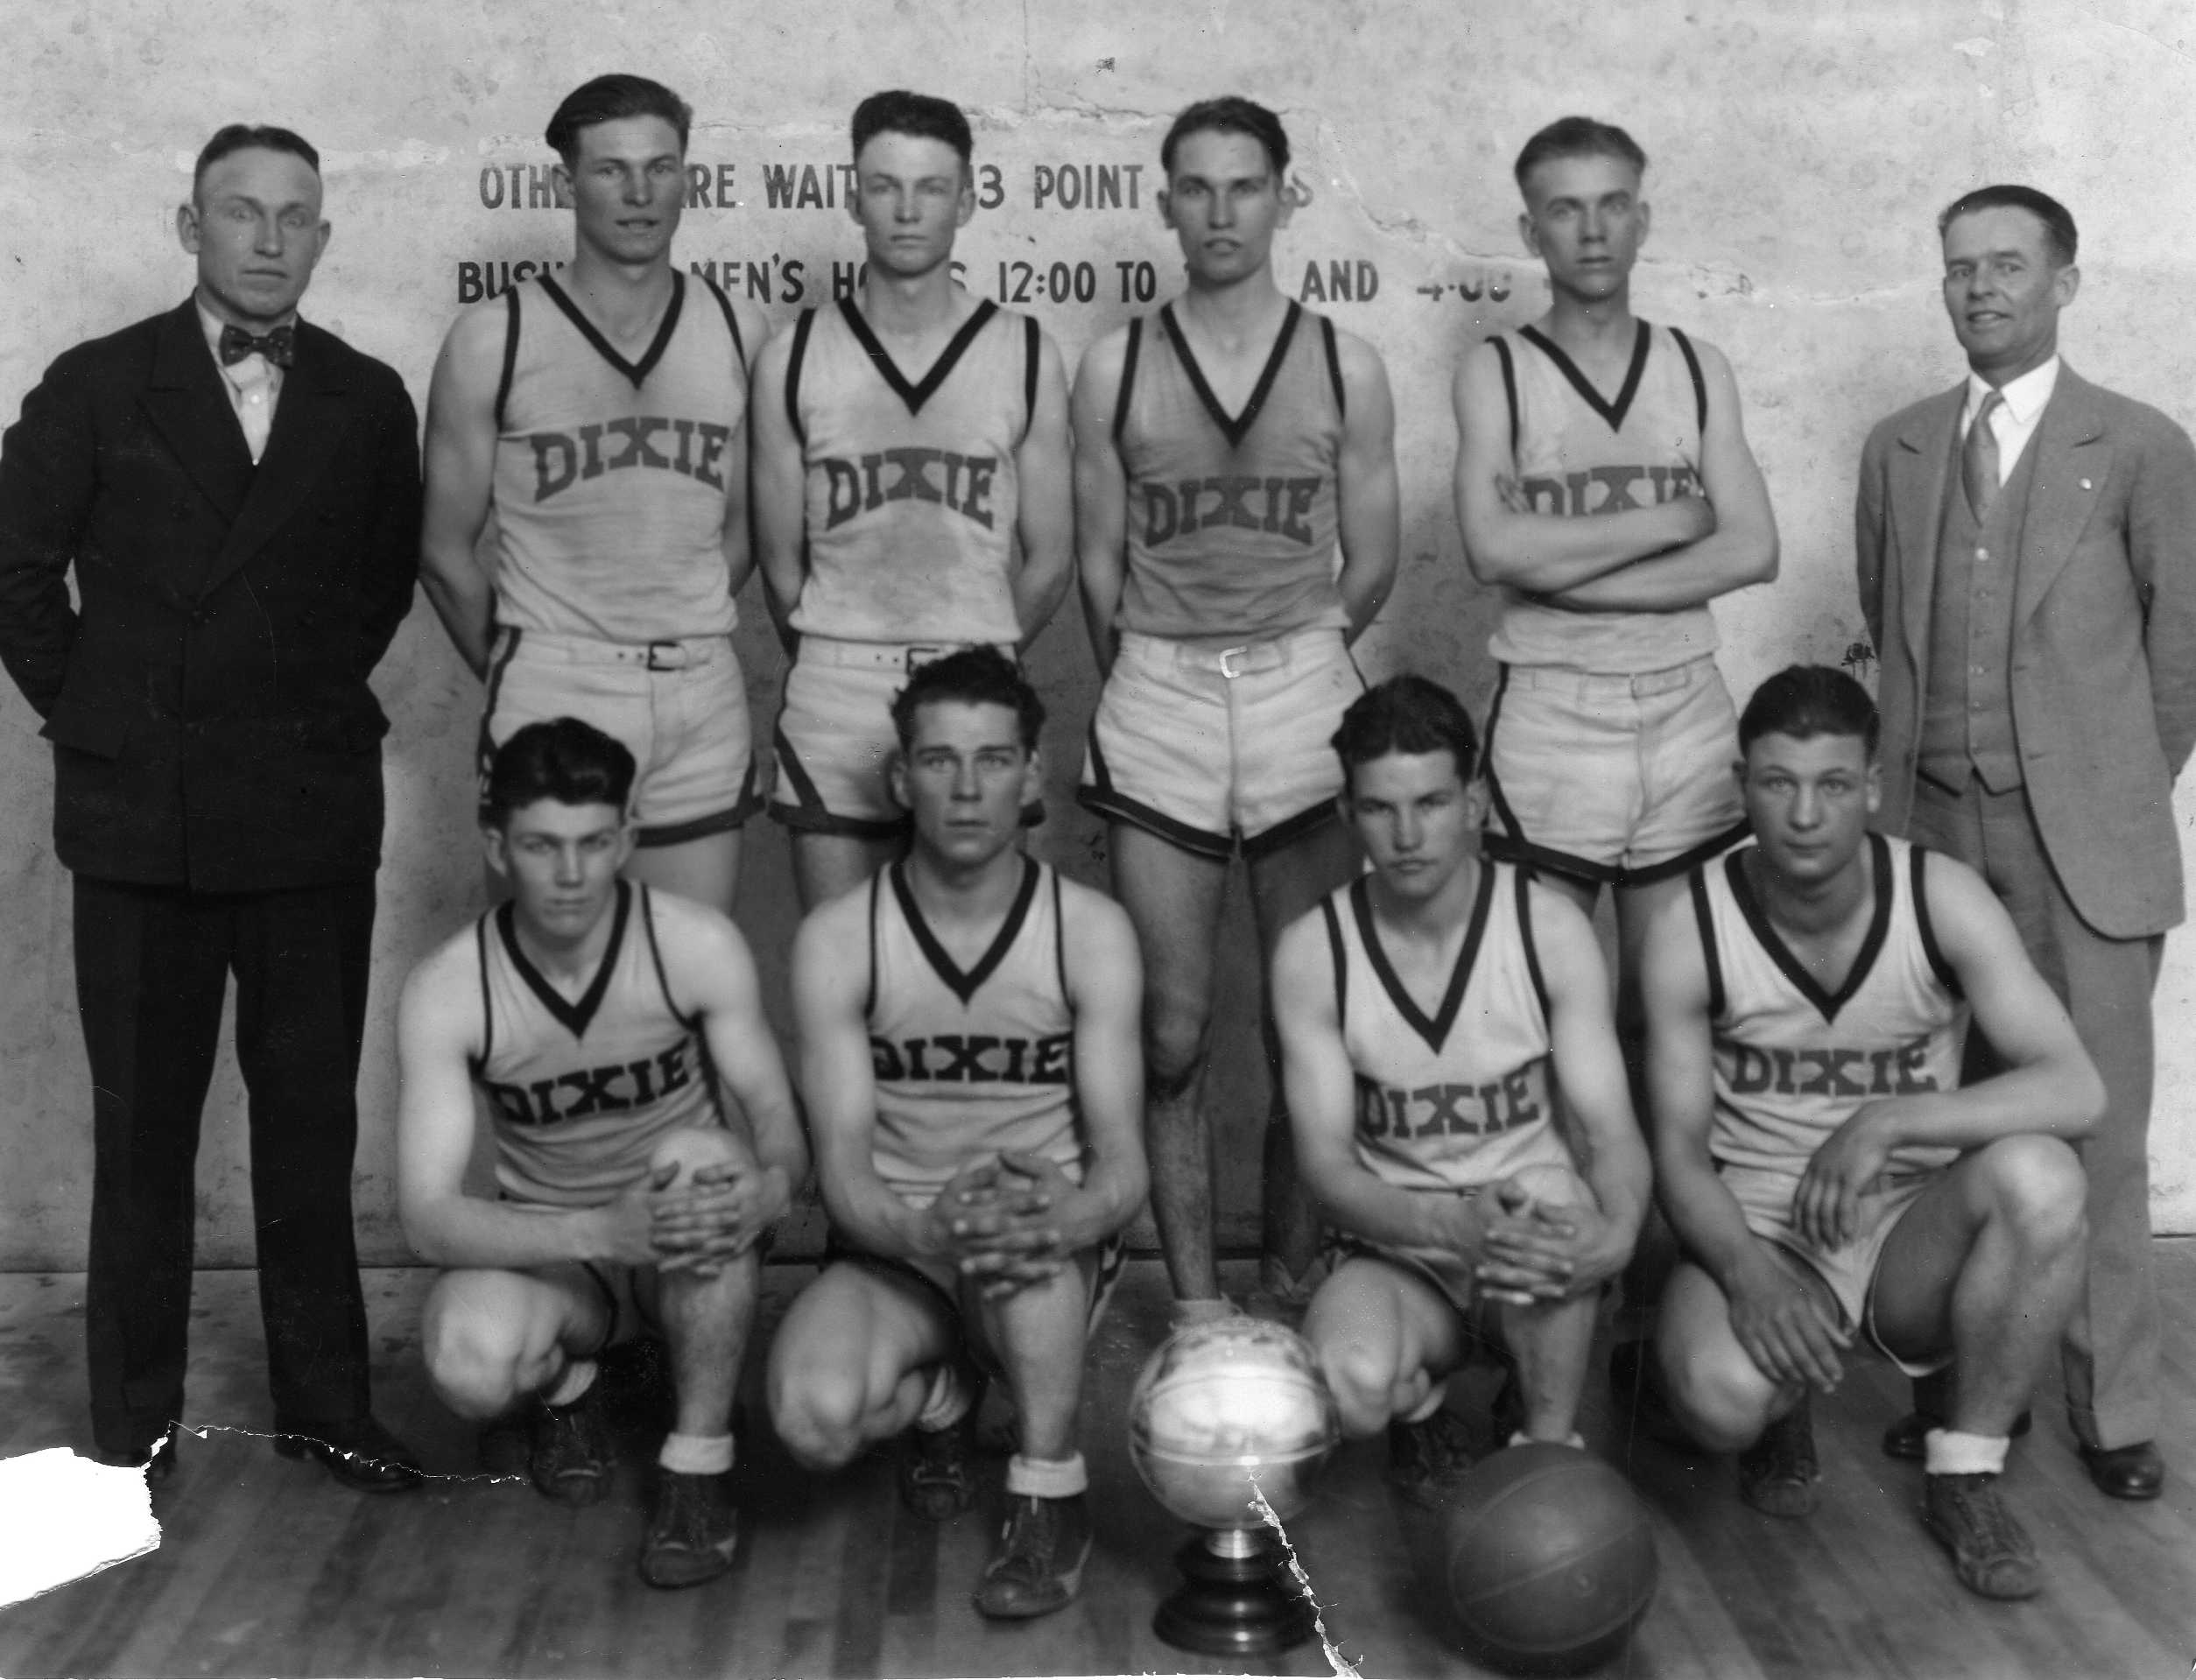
[1855,185,2196,1502]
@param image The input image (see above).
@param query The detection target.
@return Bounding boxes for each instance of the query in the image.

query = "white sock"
[1509,1430,1587,1451]
[915,1361,975,1433]
[1399,1379,1450,1425]
[1925,1428,2009,1478]
[658,1431,735,1476]
[1005,1451,1087,1499]
[544,1359,598,1409]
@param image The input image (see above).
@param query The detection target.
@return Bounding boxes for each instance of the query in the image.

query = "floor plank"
[2,1250,2193,1678]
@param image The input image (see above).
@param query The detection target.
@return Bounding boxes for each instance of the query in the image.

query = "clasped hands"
[609,1157,792,1276]
[921,1151,1080,1299]
[1466,1176,1629,1308]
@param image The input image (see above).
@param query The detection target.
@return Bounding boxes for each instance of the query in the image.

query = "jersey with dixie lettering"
[490,271,747,643]
[785,297,1037,646]
[472,882,723,1207]
[1320,861,1573,1195]
[866,857,1082,1207]
[1487,320,1714,674]
[1114,300,1348,642]
[1693,834,1966,1192]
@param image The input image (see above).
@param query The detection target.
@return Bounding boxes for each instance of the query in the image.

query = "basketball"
[1442,1443,1658,1676]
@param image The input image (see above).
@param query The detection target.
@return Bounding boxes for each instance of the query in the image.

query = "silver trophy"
[1128,1315,1341,1655]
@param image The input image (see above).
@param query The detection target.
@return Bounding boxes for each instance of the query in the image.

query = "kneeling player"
[768,649,1147,1620]
[398,720,806,1589]
[1273,677,1649,1505]
[1644,667,2101,1599]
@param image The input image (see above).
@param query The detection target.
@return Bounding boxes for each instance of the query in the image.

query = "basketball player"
[420,75,767,915]
[1274,677,1647,1505]
[1644,667,2101,1600]
[750,91,1073,910]
[397,718,806,1590]
[1073,96,1400,1318]
[768,649,1145,1620]
[1452,115,1778,1403]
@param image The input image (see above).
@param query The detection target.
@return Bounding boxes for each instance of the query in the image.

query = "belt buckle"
[1217,643,1253,680]
[645,640,682,671]
[904,644,948,672]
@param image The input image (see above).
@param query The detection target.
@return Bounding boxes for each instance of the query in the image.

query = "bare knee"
[1977,1135,2087,1255]
[1143,995,1213,1098]
[1658,1332,1778,1454]
[766,1346,874,1472]
[649,1126,741,1187]
[422,1277,543,1420]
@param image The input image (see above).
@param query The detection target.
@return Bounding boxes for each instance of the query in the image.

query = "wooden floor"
[2,1250,2192,1679]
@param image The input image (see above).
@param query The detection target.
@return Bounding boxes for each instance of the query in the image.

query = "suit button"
[1975,547,1988,561]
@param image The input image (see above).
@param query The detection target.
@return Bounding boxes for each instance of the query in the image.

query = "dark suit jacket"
[0,299,421,891]
[1855,363,2196,939]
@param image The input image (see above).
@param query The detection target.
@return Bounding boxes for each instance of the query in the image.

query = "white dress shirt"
[1960,355,2059,488]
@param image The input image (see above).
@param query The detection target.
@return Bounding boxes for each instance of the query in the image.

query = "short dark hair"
[851,90,973,166]
[1333,675,1481,793]
[1738,665,1881,757]
[1938,184,2078,268]
[545,74,693,165]
[1513,116,1647,193]
[481,717,637,827]
[1161,96,1291,178]
[193,125,320,200]
[890,647,1044,753]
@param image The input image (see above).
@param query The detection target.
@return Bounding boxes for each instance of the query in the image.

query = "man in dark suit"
[1856,185,2196,1502]
[0,125,425,1490]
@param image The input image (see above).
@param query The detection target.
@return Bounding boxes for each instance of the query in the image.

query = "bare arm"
[418,305,506,678]
[1071,330,1131,677]
[1273,910,1495,1257]
[717,298,772,604]
[1452,337,1713,594]
[1642,882,1850,1390]
[1538,341,1779,611]
[1333,330,1399,643]
[748,324,808,654]
[1010,327,1075,647]
[1030,884,1147,1248]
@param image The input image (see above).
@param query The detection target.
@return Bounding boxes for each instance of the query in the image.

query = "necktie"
[1962,389,2003,520]
[218,323,294,368]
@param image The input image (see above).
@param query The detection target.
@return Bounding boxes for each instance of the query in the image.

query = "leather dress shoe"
[1882,1407,2030,1462]
[273,1416,425,1494]
[2078,1440,2164,1501]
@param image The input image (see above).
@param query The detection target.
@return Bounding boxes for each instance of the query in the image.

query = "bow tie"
[218,324,295,369]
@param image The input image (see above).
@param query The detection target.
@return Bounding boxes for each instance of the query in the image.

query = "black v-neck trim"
[841,297,997,415]
[890,857,1038,1006]
[1518,320,1651,432]
[497,880,631,1039]
[1349,865,1494,1054]
[1161,300,1301,450]
[539,271,685,390]
[1728,834,1893,1023]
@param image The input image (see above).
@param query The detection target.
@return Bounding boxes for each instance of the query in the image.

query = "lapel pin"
[2079,477,2094,490]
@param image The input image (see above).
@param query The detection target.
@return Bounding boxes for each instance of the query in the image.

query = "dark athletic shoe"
[1387,1404,1478,1509]
[530,1382,613,1508]
[1923,1472,2042,1599]
[1738,1395,1820,1519]
[898,1410,979,1522]
[973,1494,1091,1620]
[639,1469,740,1589]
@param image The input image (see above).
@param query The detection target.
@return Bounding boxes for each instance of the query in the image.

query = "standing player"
[398,719,806,1590]
[1074,96,1399,1318]
[750,91,1073,910]
[1644,667,2101,1599]
[420,74,767,914]
[769,650,1145,1621]
[1452,115,1778,1394]
[1274,678,1647,1502]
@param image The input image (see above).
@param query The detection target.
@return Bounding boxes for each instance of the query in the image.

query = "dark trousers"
[74,875,378,1457]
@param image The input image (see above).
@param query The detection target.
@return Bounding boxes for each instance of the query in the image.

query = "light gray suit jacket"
[1855,363,2196,939]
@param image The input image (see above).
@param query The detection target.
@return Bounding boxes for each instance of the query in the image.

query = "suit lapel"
[2014,366,2111,630]
[1890,385,1964,663]
[138,299,254,524]
[201,321,357,596]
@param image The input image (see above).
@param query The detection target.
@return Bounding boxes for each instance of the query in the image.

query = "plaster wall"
[0,0,2190,1268]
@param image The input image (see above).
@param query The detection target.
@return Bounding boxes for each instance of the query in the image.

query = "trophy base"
[1151,1530,1317,1657]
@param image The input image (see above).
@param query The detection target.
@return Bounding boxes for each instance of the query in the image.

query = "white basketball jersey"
[490,272,747,642]
[1319,862,1574,1195]
[472,882,723,1206]
[1694,835,1966,1188]
[785,298,1035,646]
[1487,320,1716,674]
[867,858,1083,1207]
